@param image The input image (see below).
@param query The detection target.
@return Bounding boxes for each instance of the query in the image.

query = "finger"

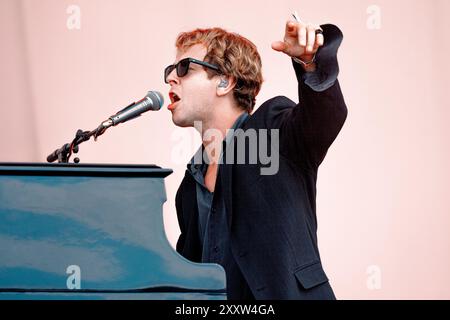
[285,20,298,39]
[271,41,288,52]
[298,25,307,47]
[314,33,324,50]
[306,25,316,53]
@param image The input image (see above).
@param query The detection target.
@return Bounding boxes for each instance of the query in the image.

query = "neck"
[196,106,246,165]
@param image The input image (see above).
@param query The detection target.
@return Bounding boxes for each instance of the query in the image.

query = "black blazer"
[175,24,348,299]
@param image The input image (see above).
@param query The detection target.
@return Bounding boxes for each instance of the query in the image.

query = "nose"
[166,68,180,86]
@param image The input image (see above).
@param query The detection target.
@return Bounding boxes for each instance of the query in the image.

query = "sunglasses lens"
[165,65,176,83]
[177,59,190,77]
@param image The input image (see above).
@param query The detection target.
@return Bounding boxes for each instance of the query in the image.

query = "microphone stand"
[46,119,113,163]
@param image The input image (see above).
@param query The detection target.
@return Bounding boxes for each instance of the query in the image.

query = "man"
[165,14,347,299]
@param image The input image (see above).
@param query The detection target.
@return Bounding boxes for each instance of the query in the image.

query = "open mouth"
[169,92,181,104]
[168,92,181,110]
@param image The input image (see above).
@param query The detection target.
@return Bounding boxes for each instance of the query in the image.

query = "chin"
[171,113,191,128]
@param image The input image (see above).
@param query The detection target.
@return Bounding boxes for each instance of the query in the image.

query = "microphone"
[46,91,164,163]
[108,91,164,126]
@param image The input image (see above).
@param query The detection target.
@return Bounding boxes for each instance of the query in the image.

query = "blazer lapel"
[220,140,234,229]
[220,114,251,229]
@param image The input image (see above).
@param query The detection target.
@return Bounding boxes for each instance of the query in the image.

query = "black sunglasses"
[164,57,221,83]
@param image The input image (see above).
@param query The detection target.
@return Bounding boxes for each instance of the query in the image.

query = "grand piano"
[0,163,226,300]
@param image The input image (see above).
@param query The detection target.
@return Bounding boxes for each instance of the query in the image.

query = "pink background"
[1,0,449,299]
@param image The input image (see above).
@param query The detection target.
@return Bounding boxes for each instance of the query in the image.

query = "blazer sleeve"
[280,24,348,169]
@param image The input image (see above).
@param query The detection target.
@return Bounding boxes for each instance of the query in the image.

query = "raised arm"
[272,18,348,169]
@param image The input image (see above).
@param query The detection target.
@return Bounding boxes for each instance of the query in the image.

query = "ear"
[216,76,236,97]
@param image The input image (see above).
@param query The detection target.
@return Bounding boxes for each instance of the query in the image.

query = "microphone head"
[146,91,164,110]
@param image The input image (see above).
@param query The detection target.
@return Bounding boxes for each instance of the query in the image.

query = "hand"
[271,18,324,62]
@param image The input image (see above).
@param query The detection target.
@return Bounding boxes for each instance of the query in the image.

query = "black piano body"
[0,163,226,300]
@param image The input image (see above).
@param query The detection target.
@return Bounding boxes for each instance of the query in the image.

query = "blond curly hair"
[175,27,263,113]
